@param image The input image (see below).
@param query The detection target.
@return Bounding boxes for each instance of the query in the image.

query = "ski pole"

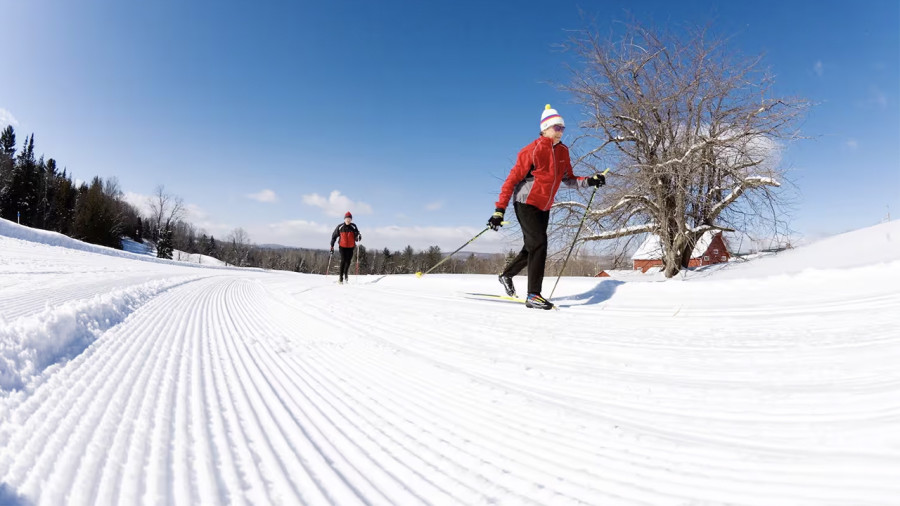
[355,247,360,280]
[325,250,333,276]
[416,222,508,278]
[549,168,609,299]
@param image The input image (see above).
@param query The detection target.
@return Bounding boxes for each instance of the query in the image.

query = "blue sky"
[1,0,897,253]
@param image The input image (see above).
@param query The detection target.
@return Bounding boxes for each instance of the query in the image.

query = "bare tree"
[558,21,808,277]
[224,227,252,267]
[147,185,185,242]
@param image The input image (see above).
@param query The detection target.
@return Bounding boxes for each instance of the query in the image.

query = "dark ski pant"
[501,202,550,295]
[338,246,354,281]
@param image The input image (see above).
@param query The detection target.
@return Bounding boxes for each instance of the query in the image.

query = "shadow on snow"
[555,279,625,307]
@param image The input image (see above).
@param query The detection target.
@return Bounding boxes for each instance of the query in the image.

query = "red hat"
[344,211,352,218]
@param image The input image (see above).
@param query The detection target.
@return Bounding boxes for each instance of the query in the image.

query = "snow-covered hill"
[122,238,226,266]
[1,218,898,505]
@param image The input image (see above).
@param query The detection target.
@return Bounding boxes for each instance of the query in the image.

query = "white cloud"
[0,108,19,129]
[364,225,515,253]
[265,219,331,237]
[183,203,210,222]
[244,219,333,248]
[302,190,373,217]
[813,61,824,77]
[846,139,859,150]
[425,201,444,211]
[123,191,154,217]
[247,189,278,203]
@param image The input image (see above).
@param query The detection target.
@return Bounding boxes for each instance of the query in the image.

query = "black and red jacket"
[331,223,361,248]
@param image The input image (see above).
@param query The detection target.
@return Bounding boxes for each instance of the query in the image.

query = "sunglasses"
[552,125,565,132]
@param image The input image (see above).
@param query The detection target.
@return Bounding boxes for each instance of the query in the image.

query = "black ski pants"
[339,246,354,281]
[501,202,550,295]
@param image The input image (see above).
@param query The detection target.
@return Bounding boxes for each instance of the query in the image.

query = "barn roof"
[632,231,723,260]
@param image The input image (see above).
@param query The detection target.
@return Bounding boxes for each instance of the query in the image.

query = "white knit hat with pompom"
[540,104,564,131]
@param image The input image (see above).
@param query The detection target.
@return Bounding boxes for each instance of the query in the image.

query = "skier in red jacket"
[489,104,606,309]
[330,211,361,284]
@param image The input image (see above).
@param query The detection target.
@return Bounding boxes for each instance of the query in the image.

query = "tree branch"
[581,222,656,241]
[708,176,780,220]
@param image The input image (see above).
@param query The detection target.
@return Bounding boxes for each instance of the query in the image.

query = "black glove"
[587,173,606,187]
[330,247,334,253]
[487,208,504,231]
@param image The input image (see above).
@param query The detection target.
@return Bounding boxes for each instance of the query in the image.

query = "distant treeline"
[244,245,515,275]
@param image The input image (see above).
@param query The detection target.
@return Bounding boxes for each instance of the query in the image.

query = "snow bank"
[707,220,900,279]
[0,278,196,392]
[1,218,229,269]
[121,238,153,256]
[121,238,227,266]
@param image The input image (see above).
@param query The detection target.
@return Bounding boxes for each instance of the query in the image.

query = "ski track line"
[2,274,341,505]
[332,286,884,504]
[217,277,347,505]
[68,277,189,506]
[92,285,193,506]
[273,293,627,503]
[0,276,200,504]
[246,278,500,503]
[0,273,173,322]
[228,282,499,504]
[215,279,365,505]
[208,279,543,503]
[277,285,732,504]
[230,281,440,504]
[4,276,220,504]
[291,281,900,503]
[205,281,270,506]
[315,323,787,504]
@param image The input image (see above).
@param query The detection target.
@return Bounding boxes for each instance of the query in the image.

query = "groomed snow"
[1,218,898,505]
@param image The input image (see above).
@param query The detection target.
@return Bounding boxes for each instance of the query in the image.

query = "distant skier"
[331,211,362,284]
[488,104,606,310]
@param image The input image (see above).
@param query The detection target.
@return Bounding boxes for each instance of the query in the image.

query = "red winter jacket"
[331,223,361,248]
[495,136,587,212]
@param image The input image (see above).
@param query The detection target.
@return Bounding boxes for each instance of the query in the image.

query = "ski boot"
[498,274,517,297]
[525,293,554,310]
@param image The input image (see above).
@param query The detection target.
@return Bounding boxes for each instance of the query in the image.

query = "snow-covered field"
[1,218,899,505]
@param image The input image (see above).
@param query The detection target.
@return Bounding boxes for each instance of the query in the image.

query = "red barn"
[632,232,731,272]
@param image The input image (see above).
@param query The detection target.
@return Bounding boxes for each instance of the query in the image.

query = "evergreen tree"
[119,201,143,242]
[135,214,144,242]
[157,226,174,259]
[380,248,393,274]
[0,126,15,217]
[72,176,123,249]
[50,168,77,235]
[39,158,57,230]
[424,245,442,273]
[2,133,38,224]
[0,125,14,157]
[356,245,369,274]
[401,245,415,274]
